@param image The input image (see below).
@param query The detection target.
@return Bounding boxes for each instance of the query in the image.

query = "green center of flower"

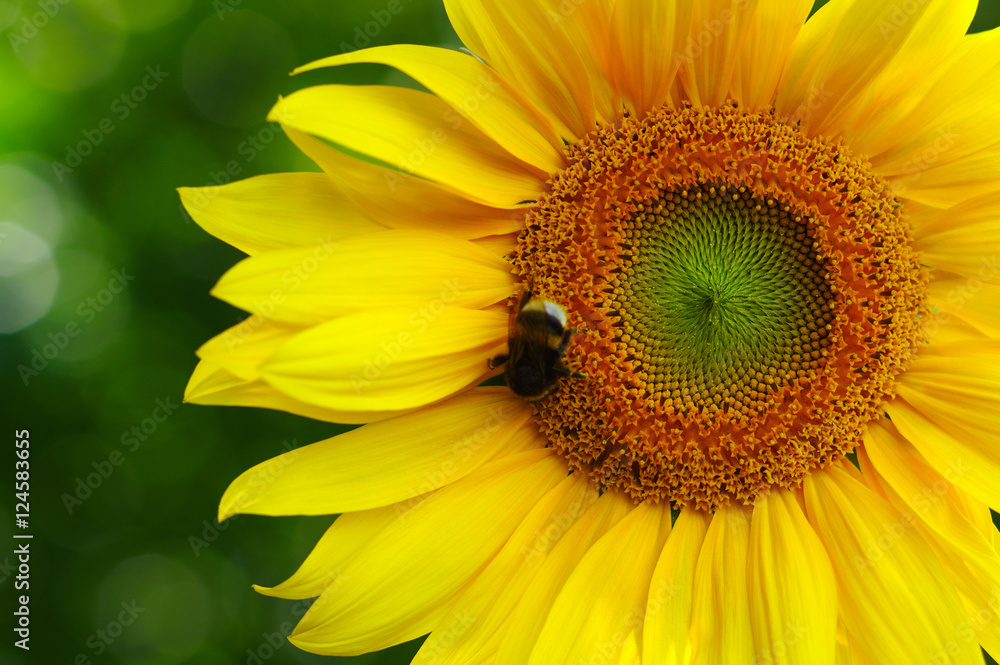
[621,184,832,415]
[509,102,928,509]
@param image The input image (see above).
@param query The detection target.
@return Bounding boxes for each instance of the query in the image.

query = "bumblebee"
[489,290,584,401]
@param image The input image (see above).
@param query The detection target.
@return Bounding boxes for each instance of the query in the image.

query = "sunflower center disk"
[512,103,928,510]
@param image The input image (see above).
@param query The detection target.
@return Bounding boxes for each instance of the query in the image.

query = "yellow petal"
[261,306,507,412]
[643,507,711,665]
[733,0,813,111]
[927,532,1000,660]
[927,275,1000,338]
[803,465,981,664]
[218,389,529,518]
[255,499,417,600]
[284,128,526,237]
[196,318,301,381]
[256,427,543,601]
[618,631,642,665]
[863,420,1000,657]
[184,359,409,424]
[888,343,1000,508]
[821,1,976,143]
[861,27,999,173]
[494,491,634,665]
[270,85,545,207]
[747,489,837,665]
[775,0,970,137]
[210,229,513,325]
[678,0,760,108]
[177,172,384,255]
[289,448,566,656]
[897,147,1000,209]
[609,0,691,114]
[410,473,599,665]
[913,189,1000,276]
[293,45,564,174]
[689,505,754,665]
[443,0,615,139]
[526,501,671,665]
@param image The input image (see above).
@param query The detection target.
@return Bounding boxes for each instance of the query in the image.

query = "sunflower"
[181,0,1000,663]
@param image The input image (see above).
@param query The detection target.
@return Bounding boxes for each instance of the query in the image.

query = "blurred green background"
[2,1,999,664]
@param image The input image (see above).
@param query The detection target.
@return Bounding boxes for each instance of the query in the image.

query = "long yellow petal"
[748,489,837,665]
[218,389,530,518]
[210,229,513,325]
[494,491,633,665]
[195,319,301,381]
[609,0,691,114]
[733,0,812,111]
[410,473,599,665]
[526,501,671,665]
[289,448,566,656]
[260,306,507,412]
[677,0,760,108]
[184,359,407,424]
[913,189,1000,276]
[255,499,418,600]
[178,173,384,255]
[887,393,1000,515]
[803,465,981,664]
[269,85,545,207]
[256,427,542,601]
[897,147,1000,209]
[862,27,1000,172]
[821,1,976,144]
[283,127,526,239]
[864,420,1000,657]
[443,0,615,139]
[689,505,754,665]
[643,507,711,665]
[775,0,970,137]
[927,275,1000,338]
[293,45,564,173]
[618,631,642,665]
[889,341,1000,502]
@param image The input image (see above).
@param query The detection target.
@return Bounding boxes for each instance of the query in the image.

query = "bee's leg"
[519,283,535,311]
[487,353,509,369]
[553,365,587,380]
[557,327,577,353]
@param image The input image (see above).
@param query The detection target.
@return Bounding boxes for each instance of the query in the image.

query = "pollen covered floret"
[512,102,928,510]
